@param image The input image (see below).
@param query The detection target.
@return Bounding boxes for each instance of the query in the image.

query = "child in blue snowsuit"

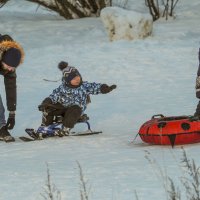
[38,61,116,136]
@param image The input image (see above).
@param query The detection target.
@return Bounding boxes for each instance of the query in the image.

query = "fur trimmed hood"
[0,40,24,64]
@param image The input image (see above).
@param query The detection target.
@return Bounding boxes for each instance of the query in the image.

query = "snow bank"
[100,7,153,41]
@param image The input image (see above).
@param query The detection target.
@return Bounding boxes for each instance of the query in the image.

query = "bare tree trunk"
[146,0,180,21]
[25,0,108,19]
[0,0,109,19]
[171,0,180,16]
[145,0,159,21]
[156,0,159,14]
[170,0,174,16]
[0,0,9,8]
[162,0,169,20]
[26,0,59,13]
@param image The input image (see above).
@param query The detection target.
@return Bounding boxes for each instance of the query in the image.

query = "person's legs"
[0,95,15,142]
[41,112,54,126]
[0,95,6,129]
[39,104,82,137]
[39,98,66,126]
[54,105,82,136]
[41,104,82,128]
[39,108,66,137]
[41,107,65,126]
[63,105,82,129]
[194,101,200,117]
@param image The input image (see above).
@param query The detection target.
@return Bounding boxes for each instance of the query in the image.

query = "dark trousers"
[0,94,6,128]
[194,100,200,116]
[42,105,82,128]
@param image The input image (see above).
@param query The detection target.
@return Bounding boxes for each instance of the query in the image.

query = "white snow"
[0,0,200,199]
[100,7,153,41]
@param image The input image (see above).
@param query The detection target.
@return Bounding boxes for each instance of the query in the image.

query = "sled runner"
[19,114,102,142]
[138,114,200,147]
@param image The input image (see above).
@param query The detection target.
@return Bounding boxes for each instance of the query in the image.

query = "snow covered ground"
[0,0,200,199]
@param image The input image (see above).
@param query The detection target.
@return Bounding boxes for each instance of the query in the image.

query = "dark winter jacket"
[0,37,24,111]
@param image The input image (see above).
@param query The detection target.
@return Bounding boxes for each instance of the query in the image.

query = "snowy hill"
[0,0,200,199]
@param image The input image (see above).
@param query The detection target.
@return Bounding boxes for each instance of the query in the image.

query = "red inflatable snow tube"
[138,114,200,147]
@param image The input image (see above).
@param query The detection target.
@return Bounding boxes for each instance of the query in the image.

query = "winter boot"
[0,126,15,142]
[188,115,200,121]
[55,127,70,137]
[191,102,200,121]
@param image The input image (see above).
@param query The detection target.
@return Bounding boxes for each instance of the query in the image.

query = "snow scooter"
[19,114,102,142]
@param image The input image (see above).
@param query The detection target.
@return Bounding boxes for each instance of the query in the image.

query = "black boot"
[189,101,200,121]
[0,126,15,142]
[188,115,200,121]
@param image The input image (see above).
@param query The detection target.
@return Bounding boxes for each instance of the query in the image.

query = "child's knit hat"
[58,61,82,86]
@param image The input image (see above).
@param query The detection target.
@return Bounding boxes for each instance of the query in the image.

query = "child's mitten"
[100,84,117,94]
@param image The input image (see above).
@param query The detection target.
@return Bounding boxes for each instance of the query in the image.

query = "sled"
[19,114,102,142]
[138,114,200,147]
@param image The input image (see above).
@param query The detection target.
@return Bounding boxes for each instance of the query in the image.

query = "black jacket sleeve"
[4,72,17,111]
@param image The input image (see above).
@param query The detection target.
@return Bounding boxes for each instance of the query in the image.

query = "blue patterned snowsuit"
[49,81,102,112]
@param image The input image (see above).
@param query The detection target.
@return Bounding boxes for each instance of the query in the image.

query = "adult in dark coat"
[0,34,24,142]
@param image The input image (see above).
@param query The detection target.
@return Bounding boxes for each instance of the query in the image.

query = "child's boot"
[55,126,70,137]
[0,126,15,142]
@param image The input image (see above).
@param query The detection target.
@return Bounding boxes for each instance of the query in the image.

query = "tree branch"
[0,0,9,8]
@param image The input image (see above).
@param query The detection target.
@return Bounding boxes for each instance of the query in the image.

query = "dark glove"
[38,105,45,112]
[6,112,15,130]
[100,84,117,94]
